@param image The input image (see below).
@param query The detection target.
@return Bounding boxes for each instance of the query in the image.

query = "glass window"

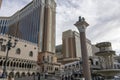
[43,56,45,61]
[51,56,53,62]
[96,61,99,65]
[16,48,21,54]
[47,56,49,62]
[1,45,6,52]
[29,51,33,57]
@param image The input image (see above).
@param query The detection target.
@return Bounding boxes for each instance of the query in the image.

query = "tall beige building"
[37,0,60,73]
[56,30,93,64]
[0,0,2,8]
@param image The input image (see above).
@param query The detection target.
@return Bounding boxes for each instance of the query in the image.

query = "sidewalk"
[0,79,7,80]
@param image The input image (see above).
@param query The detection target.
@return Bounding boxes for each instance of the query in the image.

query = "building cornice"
[0,34,37,46]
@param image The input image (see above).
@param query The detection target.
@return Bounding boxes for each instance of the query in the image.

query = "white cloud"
[56,0,120,55]
[0,0,120,55]
[0,0,32,16]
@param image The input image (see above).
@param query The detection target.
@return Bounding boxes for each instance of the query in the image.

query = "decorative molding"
[77,26,86,32]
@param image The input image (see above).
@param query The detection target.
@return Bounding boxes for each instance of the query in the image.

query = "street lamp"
[74,16,91,80]
[0,36,18,78]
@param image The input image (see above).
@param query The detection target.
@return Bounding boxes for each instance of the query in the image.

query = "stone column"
[110,55,114,69]
[51,1,56,53]
[38,0,45,52]
[0,0,2,8]
[37,0,57,74]
[74,16,91,80]
[42,0,51,52]
[42,0,56,53]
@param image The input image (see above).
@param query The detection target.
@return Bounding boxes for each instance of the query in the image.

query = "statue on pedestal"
[79,16,85,22]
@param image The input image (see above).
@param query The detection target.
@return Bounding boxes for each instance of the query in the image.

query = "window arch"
[10,62,13,67]
[43,56,45,61]
[1,45,6,52]
[29,51,33,57]
[7,61,10,66]
[0,60,3,66]
[51,56,53,62]
[96,61,99,65]
[16,48,21,54]
[16,62,19,67]
[27,64,29,68]
[22,63,24,68]
[25,63,27,68]
[13,62,16,67]
[47,56,49,62]
[19,63,22,68]
[89,58,93,65]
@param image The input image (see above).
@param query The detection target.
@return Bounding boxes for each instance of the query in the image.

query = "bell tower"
[37,0,59,73]
[42,0,56,53]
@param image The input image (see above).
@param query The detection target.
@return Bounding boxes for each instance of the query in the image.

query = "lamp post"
[0,36,18,78]
[74,16,91,80]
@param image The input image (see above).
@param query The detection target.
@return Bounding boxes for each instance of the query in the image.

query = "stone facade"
[56,30,93,64]
[0,0,56,53]
[0,34,38,78]
[56,30,120,79]
[57,41,120,80]
[0,0,60,74]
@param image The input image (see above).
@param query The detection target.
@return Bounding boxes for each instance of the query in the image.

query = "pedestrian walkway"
[13,75,61,80]
[0,79,7,80]
[0,75,61,80]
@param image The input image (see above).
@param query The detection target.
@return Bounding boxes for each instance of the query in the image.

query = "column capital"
[45,0,56,9]
[77,26,86,32]
[74,16,89,32]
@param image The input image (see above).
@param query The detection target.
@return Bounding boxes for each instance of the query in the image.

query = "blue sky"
[0,0,120,55]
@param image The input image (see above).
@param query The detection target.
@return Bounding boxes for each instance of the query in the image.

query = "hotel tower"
[0,0,59,73]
